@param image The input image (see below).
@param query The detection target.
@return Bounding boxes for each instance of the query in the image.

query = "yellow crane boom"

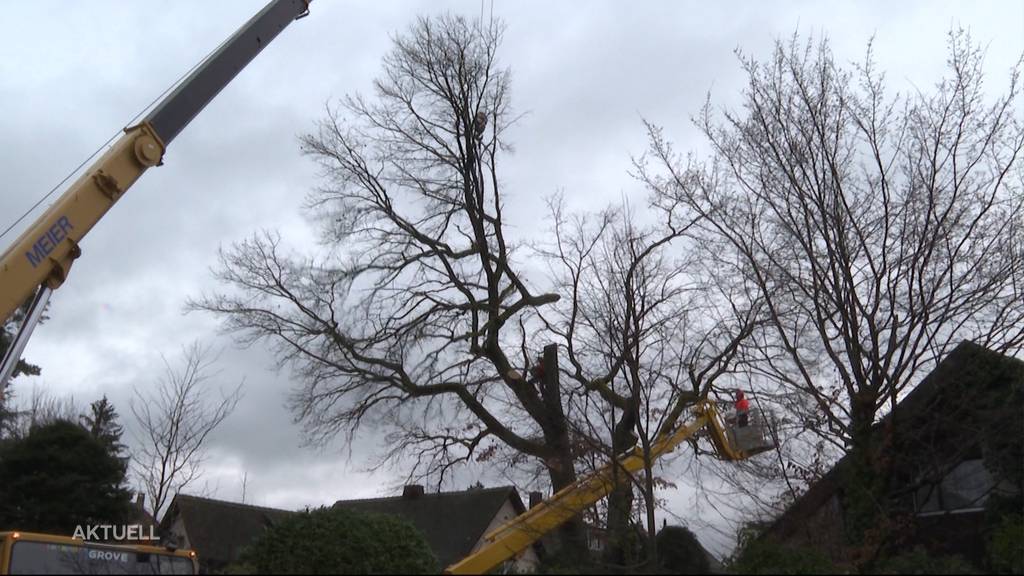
[445,400,766,574]
[0,0,312,388]
[0,124,164,320]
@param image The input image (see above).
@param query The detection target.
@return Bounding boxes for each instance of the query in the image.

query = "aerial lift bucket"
[723,407,775,457]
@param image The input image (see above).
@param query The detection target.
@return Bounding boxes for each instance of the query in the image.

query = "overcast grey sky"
[1,0,1020,557]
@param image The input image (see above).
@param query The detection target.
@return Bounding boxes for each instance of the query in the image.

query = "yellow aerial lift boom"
[445,399,773,574]
[0,1,312,389]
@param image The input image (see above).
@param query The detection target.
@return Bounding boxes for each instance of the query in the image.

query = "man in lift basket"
[735,390,750,428]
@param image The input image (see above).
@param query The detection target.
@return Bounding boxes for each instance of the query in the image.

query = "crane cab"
[0,532,199,574]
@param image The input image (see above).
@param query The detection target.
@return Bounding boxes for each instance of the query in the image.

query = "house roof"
[158,494,293,570]
[158,486,529,571]
[129,496,157,530]
[333,485,526,569]
[765,341,1024,541]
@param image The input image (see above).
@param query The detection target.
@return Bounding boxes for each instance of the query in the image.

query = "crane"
[445,399,773,574]
[0,0,312,389]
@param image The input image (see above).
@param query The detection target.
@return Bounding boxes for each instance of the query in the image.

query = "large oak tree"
[641,31,1024,556]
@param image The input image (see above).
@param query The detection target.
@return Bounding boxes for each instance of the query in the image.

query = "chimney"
[403,485,425,499]
[135,492,146,509]
[529,491,543,509]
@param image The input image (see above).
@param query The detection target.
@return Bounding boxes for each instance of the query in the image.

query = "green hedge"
[240,506,437,574]
[869,547,977,574]
[988,514,1024,574]
[728,538,841,575]
[656,525,711,574]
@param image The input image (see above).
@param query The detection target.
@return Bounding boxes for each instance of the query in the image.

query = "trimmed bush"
[729,538,841,575]
[988,514,1024,575]
[242,506,437,574]
[870,547,977,574]
[656,525,711,574]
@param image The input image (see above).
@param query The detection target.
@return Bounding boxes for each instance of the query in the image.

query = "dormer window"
[914,459,995,516]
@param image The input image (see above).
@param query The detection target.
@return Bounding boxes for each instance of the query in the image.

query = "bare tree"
[539,197,762,567]
[130,342,242,518]
[192,14,605,556]
[194,15,764,564]
[7,384,80,438]
[642,30,1024,559]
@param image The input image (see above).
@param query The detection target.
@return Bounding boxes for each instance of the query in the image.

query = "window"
[914,459,995,515]
[914,484,942,514]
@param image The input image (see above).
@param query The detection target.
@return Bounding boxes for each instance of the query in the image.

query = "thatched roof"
[160,485,529,571]
[159,494,292,571]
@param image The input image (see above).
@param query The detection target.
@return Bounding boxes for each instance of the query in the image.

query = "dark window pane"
[915,483,942,513]
[941,459,994,510]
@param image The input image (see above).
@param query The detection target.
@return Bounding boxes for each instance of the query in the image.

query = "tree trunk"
[603,401,641,568]
[641,443,659,570]
[603,479,635,567]
[547,448,590,562]
[540,344,589,561]
[842,393,887,567]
